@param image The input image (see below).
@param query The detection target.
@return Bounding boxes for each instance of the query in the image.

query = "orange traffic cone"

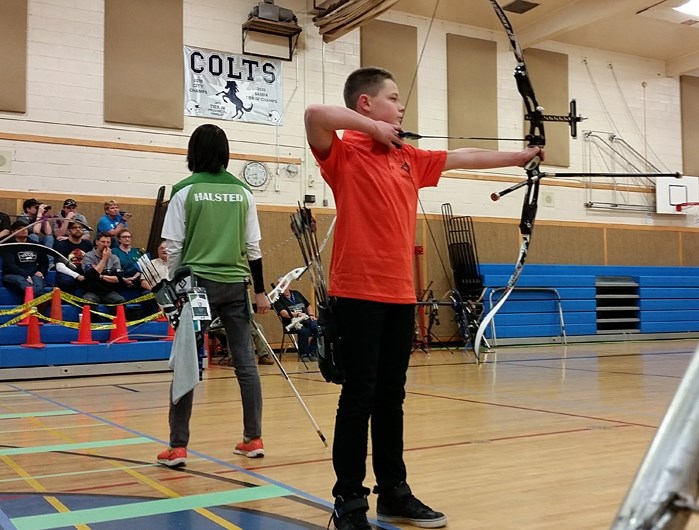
[71,305,98,345]
[109,304,136,343]
[50,288,63,322]
[18,286,34,326]
[21,311,45,348]
[161,322,175,341]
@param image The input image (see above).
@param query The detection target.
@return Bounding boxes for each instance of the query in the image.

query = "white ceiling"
[391,0,699,77]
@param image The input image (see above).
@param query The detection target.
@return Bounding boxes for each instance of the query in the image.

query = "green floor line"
[11,485,291,530]
[0,410,77,420]
[0,437,151,456]
[2,422,107,434]
[0,457,206,484]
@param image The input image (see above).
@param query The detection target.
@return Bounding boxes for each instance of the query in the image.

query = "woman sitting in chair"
[273,281,318,361]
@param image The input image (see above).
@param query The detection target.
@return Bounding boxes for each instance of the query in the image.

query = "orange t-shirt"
[313,130,447,304]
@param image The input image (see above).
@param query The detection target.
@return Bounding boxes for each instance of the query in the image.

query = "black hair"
[343,67,395,110]
[186,124,230,173]
[11,219,28,231]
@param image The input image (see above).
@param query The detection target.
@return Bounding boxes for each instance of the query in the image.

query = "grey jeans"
[169,279,262,447]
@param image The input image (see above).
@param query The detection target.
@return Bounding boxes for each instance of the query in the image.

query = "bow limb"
[0,242,76,271]
[473,234,530,360]
[267,266,307,304]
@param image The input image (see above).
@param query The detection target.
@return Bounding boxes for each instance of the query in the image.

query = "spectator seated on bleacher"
[0,210,11,240]
[80,233,125,306]
[17,198,54,250]
[1,219,52,299]
[54,198,91,241]
[112,229,142,289]
[53,222,93,295]
[113,228,157,317]
[96,200,131,248]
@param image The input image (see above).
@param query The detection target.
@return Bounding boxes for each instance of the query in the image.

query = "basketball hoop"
[675,202,699,213]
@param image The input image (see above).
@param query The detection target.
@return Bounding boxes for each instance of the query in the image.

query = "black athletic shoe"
[376,482,447,528]
[330,494,371,530]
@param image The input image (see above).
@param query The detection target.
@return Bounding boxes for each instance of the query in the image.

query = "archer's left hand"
[520,145,544,167]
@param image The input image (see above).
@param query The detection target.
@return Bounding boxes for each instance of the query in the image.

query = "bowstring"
[400,0,458,299]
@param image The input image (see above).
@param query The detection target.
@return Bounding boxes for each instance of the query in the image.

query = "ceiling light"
[674,0,699,17]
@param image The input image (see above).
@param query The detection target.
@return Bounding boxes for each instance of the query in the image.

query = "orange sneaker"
[233,438,264,458]
[156,447,187,467]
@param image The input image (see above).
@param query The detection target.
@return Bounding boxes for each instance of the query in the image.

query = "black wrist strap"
[248,258,265,294]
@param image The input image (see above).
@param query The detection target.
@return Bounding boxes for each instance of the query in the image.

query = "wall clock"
[242,161,269,188]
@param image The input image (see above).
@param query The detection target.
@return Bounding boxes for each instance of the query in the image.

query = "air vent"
[681,18,699,25]
[503,0,539,15]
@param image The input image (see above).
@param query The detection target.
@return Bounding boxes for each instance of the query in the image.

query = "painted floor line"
[0,437,152,456]
[0,460,201,484]
[10,485,291,530]
[2,423,108,435]
[8,385,403,530]
[0,507,19,530]
[0,410,77,420]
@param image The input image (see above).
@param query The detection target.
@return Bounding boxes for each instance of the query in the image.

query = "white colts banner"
[184,46,283,125]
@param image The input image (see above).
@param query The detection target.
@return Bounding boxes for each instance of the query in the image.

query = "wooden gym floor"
[1,339,698,530]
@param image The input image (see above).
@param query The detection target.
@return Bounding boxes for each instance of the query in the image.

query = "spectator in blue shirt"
[96,200,131,247]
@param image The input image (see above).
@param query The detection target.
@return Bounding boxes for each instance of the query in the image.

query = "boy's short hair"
[343,67,395,110]
[187,124,229,173]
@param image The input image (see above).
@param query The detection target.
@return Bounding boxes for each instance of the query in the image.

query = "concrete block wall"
[0,0,691,232]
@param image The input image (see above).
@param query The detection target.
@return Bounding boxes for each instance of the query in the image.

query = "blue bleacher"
[480,263,699,340]
[0,260,171,371]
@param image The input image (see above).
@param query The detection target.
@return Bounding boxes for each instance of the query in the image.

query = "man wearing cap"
[54,222,93,295]
[55,199,91,241]
[17,198,54,250]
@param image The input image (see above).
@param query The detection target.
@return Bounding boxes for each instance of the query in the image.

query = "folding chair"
[278,321,299,359]
[271,283,308,367]
[442,203,486,349]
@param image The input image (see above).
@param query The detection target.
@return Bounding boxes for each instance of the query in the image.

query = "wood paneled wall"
[4,192,699,343]
[0,0,27,113]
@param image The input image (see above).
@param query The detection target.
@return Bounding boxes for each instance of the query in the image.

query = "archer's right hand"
[372,121,403,149]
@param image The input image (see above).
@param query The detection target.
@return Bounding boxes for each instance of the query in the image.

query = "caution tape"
[0,292,53,316]
[61,291,154,307]
[33,310,164,330]
[0,289,164,330]
[0,310,35,329]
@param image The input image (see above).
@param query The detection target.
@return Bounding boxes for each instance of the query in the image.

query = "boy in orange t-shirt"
[305,66,542,530]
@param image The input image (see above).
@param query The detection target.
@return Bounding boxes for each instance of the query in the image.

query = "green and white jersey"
[162,170,262,283]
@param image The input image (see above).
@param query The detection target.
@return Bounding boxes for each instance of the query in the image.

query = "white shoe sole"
[233,448,264,458]
[377,514,448,528]
[157,458,186,467]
